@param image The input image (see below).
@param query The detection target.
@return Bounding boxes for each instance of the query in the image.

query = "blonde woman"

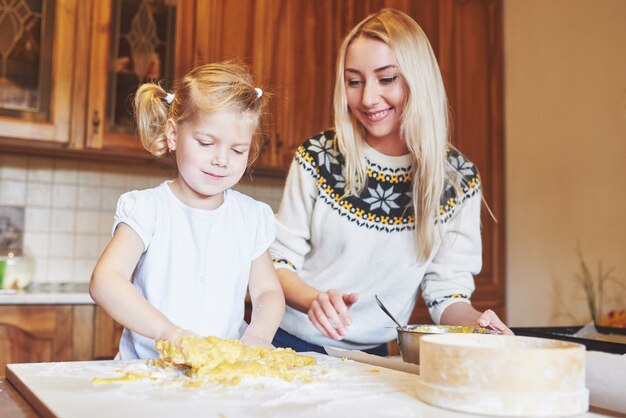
[270,9,511,355]
[90,62,284,359]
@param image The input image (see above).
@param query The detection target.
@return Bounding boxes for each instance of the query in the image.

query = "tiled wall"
[0,153,285,284]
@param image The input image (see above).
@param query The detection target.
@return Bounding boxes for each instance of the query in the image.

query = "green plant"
[575,247,624,324]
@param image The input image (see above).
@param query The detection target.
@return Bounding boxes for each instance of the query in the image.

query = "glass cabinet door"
[87,0,180,153]
[0,0,76,143]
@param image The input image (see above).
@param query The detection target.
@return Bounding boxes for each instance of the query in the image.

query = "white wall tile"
[26,182,52,206]
[46,257,73,282]
[31,257,49,283]
[74,259,96,283]
[74,234,100,258]
[49,233,75,257]
[77,162,103,186]
[25,207,51,232]
[50,208,75,232]
[100,187,124,211]
[77,185,101,210]
[0,179,26,205]
[27,158,53,182]
[76,210,100,233]
[53,160,79,184]
[99,211,114,235]
[23,231,50,258]
[103,170,127,188]
[51,184,77,208]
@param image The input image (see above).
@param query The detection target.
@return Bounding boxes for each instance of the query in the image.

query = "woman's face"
[165,109,255,209]
[344,37,407,155]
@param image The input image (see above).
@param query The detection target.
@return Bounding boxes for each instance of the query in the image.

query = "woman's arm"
[240,251,286,347]
[89,223,179,341]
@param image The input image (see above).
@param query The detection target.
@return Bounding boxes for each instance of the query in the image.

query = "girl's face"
[166,109,255,209]
[344,37,408,155]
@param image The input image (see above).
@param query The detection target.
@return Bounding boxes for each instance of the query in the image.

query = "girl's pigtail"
[134,83,171,157]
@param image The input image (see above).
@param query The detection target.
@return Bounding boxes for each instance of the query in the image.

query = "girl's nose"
[211,149,228,167]
[361,82,380,107]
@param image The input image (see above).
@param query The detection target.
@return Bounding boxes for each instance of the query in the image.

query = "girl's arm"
[240,250,285,347]
[89,223,179,341]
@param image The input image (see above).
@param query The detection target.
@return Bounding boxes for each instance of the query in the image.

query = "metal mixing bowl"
[397,324,491,365]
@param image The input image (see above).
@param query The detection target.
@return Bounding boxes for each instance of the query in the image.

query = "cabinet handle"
[92,111,101,134]
[276,133,283,150]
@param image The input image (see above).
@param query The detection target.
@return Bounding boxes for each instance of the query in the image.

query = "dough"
[153,336,317,385]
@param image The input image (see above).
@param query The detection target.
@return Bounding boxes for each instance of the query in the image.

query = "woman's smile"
[362,107,394,122]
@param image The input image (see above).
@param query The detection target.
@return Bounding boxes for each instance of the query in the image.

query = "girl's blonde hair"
[134,60,266,164]
[334,8,461,261]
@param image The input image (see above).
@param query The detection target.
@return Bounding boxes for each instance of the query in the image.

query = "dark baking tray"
[511,326,626,355]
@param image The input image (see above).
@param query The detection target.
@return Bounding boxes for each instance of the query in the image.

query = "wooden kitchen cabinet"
[0,0,195,162]
[83,0,194,155]
[0,305,122,377]
[0,0,78,144]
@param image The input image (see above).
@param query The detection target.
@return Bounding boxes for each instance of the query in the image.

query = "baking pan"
[511,326,626,355]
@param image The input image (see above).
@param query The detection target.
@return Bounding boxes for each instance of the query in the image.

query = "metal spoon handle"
[374,295,404,330]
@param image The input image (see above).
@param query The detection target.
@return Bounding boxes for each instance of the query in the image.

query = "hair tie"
[164,92,175,105]
[254,87,263,98]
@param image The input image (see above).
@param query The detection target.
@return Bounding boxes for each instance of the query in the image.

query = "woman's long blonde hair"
[134,60,266,164]
[334,8,458,261]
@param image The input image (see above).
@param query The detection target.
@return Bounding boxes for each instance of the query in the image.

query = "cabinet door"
[85,0,193,154]
[0,305,72,377]
[93,306,123,360]
[0,0,77,144]
[437,0,505,321]
[192,0,344,170]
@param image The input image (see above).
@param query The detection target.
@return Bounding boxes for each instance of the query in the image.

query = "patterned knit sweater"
[270,129,482,350]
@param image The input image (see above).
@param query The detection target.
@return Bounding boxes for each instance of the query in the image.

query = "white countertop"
[7,354,617,418]
[0,283,93,305]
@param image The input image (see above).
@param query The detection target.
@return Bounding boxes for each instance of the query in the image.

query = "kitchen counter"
[2,355,623,418]
[0,283,92,305]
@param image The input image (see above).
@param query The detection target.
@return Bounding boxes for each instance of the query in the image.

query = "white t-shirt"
[113,181,275,359]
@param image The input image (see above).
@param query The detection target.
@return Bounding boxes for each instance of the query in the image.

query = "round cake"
[415,333,588,417]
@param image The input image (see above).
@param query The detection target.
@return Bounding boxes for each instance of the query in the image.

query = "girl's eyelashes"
[198,141,213,147]
[231,148,247,155]
[347,79,363,87]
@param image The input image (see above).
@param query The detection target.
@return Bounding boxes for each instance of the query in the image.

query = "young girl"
[270,9,512,355]
[90,61,285,360]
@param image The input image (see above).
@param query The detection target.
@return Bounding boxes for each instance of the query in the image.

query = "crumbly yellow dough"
[153,336,317,385]
[91,336,317,386]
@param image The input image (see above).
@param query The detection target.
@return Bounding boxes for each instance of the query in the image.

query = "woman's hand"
[477,309,514,335]
[440,303,514,335]
[308,290,358,340]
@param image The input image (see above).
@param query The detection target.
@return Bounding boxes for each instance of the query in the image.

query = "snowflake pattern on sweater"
[294,129,480,232]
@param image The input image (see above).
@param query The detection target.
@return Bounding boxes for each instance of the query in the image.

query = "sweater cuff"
[272,258,297,273]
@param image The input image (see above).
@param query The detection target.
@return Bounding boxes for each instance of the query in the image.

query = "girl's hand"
[477,309,514,335]
[308,290,358,340]
[155,326,198,343]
